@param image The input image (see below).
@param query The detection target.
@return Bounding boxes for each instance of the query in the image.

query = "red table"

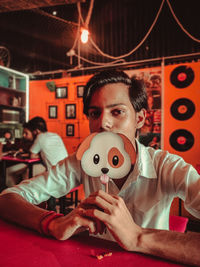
[0,156,41,192]
[0,219,185,267]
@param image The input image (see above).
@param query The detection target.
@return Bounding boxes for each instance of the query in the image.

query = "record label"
[170,98,195,120]
[177,136,186,145]
[169,129,194,152]
[170,65,194,88]
[177,105,187,114]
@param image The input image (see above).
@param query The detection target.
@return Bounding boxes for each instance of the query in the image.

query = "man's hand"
[48,205,101,240]
[80,190,142,251]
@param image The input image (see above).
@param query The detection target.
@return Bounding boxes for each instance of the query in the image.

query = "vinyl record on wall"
[169,129,194,152]
[170,65,194,88]
[170,98,195,120]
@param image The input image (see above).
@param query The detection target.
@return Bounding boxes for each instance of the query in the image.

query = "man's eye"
[112,109,124,116]
[88,110,101,119]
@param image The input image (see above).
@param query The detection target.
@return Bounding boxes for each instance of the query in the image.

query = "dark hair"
[83,70,148,116]
[24,117,47,132]
[23,122,34,132]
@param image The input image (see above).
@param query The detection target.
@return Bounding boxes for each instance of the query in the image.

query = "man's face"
[23,128,33,141]
[87,83,144,147]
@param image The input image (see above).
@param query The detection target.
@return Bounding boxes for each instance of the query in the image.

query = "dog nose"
[101,168,109,174]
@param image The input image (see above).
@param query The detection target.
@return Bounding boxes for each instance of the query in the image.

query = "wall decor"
[77,85,85,98]
[48,105,57,118]
[66,104,76,119]
[66,124,74,136]
[56,86,68,99]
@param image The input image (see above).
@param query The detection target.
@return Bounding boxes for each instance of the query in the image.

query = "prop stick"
[105,183,108,193]
[100,174,109,193]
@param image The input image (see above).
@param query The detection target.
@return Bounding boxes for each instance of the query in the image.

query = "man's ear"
[136,109,146,129]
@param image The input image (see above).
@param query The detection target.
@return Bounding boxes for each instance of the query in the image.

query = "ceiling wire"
[166,0,200,43]
[69,0,200,68]
[70,0,165,67]
[74,51,125,65]
[88,0,165,60]
[33,8,78,27]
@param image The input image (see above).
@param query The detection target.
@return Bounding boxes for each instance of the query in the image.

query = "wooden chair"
[58,186,80,214]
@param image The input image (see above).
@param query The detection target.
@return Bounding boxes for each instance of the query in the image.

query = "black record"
[169,129,194,152]
[170,98,195,120]
[170,65,194,88]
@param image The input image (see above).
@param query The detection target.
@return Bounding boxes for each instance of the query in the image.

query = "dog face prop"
[76,132,136,185]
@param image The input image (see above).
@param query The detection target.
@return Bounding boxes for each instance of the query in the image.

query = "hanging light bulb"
[80,28,89,44]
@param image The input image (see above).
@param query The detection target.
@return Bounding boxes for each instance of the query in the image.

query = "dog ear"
[76,132,98,161]
[118,133,136,164]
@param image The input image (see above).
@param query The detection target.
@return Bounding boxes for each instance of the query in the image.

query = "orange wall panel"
[29,75,92,154]
[163,62,200,219]
[163,62,200,167]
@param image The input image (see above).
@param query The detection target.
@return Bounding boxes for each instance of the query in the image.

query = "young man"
[24,116,69,210]
[5,122,45,187]
[0,70,200,266]
[26,116,68,170]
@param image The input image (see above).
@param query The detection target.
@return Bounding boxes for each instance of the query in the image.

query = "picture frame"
[65,104,76,119]
[66,124,74,137]
[55,86,68,99]
[77,85,85,98]
[48,105,57,119]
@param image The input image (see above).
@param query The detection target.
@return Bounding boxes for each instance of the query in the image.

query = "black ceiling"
[0,0,200,77]
[0,0,84,12]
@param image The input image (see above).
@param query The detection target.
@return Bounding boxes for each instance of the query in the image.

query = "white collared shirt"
[30,132,68,170]
[2,140,200,237]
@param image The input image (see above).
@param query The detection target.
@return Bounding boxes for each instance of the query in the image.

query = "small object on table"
[90,249,113,260]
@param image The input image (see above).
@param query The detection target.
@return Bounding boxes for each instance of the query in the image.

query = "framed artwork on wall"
[66,124,74,136]
[55,86,68,99]
[48,105,57,119]
[77,85,85,98]
[65,104,76,119]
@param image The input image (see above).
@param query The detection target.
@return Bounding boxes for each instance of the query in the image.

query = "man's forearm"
[0,193,47,232]
[137,228,200,266]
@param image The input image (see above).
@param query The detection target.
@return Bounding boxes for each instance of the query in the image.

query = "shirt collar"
[134,139,157,179]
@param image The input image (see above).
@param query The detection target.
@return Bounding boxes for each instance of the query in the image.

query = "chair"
[58,186,80,214]
[169,215,188,233]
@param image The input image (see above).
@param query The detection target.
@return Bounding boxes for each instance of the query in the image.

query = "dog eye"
[108,147,124,168]
[93,154,100,164]
[112,155,119,166]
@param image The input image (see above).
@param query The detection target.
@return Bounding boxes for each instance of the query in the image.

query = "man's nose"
[101,113,112,130]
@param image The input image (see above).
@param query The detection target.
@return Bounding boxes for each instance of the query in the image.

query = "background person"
[5,122,45,187]
[26,116,69,210]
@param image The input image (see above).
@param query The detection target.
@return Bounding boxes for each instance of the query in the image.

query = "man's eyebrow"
[88,103,126,109]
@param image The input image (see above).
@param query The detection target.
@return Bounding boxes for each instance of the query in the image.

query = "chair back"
[169,215,188,233]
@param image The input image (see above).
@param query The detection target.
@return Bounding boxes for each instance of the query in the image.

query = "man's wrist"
[39,211,64,236]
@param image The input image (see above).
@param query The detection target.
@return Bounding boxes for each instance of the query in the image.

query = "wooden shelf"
[0,86,25,94]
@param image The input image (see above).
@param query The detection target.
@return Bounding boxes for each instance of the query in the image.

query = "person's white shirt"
[30,132,68,170]
[2,140,200,241]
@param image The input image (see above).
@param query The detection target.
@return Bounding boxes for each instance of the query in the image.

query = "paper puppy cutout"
[76,132,136,188]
